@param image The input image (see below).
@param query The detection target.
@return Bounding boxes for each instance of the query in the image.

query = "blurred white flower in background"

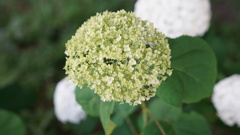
[54,77,86,124]
[212,74,240,127]
[134,0,211,38]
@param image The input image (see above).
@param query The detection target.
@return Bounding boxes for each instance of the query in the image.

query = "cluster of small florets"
[64,10,172,105]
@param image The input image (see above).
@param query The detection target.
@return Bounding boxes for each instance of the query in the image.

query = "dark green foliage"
[0,109,26,135]
[0,84,36,111]
[172,112,211,135]
[73,116,100,135]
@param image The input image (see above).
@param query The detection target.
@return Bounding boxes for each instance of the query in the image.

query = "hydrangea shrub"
[62,10,217,135]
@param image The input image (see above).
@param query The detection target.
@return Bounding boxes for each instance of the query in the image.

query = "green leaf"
[173,112,211,135]
[75,84,100,117]
[112,102,138,126]
[157,36,217,106]
[0,109,26,135]
[100,101,117,135]
[148,99,181,121]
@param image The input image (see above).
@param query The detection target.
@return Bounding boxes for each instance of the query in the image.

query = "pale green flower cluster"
[64,10,172,105]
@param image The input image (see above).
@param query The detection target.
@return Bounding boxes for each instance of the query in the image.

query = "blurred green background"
[0,0,240,135]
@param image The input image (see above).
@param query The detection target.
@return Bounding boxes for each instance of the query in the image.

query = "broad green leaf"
[173,112,211,135]
[157,36,217,106]
[0,85,36,111]
[0,109,26,135]
[148,99,181,121]
[100,101,117,135]
[112,102,138,126]
[75,84,100,117]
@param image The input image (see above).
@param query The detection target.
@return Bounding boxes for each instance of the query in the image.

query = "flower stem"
[125,115,139,135]
[141,102,166,135]
[141,102,148,127]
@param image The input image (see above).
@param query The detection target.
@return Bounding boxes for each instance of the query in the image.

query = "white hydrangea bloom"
[212,74,240,127]
[134,0,211,38]
[54,77,86,124]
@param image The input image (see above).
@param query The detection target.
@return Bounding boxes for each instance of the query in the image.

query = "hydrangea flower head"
[54,77,86,124]
[64,10,172,105]
[212,74,240,127]
[134,0,211,38]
